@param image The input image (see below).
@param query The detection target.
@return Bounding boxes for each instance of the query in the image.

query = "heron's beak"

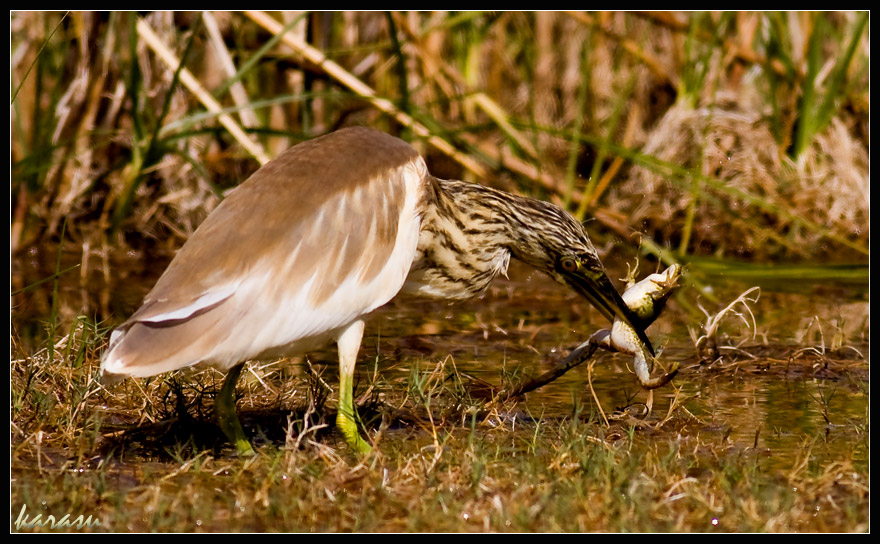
[565,270,655,356]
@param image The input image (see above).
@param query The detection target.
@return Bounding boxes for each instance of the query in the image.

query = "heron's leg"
[216,363,256,456]
[336,320,371,454]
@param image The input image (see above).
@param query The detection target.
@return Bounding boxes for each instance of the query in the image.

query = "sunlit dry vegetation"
[10,11,868,265]
[11,11,869,532]
[10,300,869,531]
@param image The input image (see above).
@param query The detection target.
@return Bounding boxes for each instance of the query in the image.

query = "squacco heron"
[101,127,652,456]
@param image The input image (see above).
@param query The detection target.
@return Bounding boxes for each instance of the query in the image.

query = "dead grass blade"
[244,10,488,179]
[136,17,270,165]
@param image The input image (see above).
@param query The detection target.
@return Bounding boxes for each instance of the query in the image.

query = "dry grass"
[11,284,869,532]
[615,88,869,260]
[10,11,869,267]
[10,336,869,532]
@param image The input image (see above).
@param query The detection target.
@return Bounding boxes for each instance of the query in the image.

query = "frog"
[590,263,682,389]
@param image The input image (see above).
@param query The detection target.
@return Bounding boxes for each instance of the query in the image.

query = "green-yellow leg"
[336,320,372,455]
[216,363,256,456]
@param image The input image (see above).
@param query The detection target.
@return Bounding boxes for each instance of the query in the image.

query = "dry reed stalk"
[244,10,489,180]
[390,12,540,162]
[201,11,261,130]
[533,12,556,148]
[638,10,791,79]
[566,11,678,88]
[10,12,869,274]
[136,17,270,165]
[587,100,641,209]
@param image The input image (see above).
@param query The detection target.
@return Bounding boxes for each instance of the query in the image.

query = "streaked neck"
[403,177,526,300]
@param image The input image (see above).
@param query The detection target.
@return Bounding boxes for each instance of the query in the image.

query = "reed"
[10,12,868,266]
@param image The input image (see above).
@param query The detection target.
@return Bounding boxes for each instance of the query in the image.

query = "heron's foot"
[336,410,372,455]
[217,403,256,456]
[217,364,256,457]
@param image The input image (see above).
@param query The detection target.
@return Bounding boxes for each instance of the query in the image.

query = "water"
[11,250,869,472]
[350,261,868,472]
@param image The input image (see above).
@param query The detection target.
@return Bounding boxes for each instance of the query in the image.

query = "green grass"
[11,287,870,532]
[11,391,869,532]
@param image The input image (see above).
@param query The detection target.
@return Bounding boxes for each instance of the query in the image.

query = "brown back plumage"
[103,127,426,377]
[135,127,419,319]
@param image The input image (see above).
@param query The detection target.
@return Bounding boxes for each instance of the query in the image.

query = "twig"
[587,358,609,426]
[500,263,684,403]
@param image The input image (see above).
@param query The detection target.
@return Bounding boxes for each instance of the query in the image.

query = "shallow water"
[348,260,868,474]
[11,250,869,473]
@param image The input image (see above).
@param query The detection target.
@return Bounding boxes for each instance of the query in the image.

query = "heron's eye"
[560,256,579,273]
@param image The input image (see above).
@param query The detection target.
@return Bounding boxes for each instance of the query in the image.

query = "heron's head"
[507,199,655,355]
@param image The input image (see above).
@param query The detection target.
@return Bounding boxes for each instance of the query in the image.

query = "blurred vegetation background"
[10,11,870,319]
